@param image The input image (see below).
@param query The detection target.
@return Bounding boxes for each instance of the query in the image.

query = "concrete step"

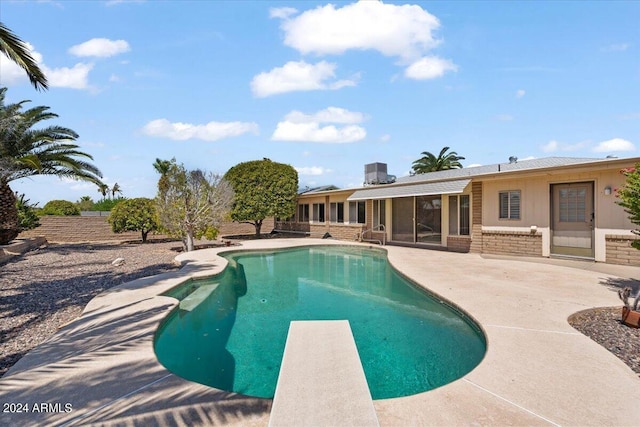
[269,320,379,427]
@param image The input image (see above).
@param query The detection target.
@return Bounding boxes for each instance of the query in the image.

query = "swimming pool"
[154,245,486,399]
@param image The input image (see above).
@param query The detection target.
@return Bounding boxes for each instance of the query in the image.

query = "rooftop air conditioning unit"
[364,163,396,185]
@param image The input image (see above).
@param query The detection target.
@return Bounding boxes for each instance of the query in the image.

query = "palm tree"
[153,158,173,195]
[0,87,103,244]
[97,183,110,198]
[411,146,465,174]
[0,22,48,91]
[111,182,122,198]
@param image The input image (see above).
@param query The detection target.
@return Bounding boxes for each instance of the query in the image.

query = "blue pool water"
[154,245,486,399]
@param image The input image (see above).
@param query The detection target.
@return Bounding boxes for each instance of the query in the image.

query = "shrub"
[41,200,80,216]
[92,197,126,211]
[16,194,40,231]
[75,196,95,211]
[108,197,159,243]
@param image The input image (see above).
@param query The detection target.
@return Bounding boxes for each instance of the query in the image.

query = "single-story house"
[275,156,640,266]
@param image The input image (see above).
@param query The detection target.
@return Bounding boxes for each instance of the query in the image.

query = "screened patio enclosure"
[347,179,471,246]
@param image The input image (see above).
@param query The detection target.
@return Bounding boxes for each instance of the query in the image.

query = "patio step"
[269,320,379,427]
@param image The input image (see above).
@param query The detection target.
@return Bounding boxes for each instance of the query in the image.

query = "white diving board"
[269,320,379,427]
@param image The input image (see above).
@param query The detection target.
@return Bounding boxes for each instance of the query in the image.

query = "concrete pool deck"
[1,238,639,426]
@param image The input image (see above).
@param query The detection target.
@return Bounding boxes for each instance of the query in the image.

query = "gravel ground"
[1,241,639,379]
[0,240,183,377]
[569,306,640,375]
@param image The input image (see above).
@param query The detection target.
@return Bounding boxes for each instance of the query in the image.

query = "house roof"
[348,179,471,201]
[297,156,639,199]
[394,157,620,185]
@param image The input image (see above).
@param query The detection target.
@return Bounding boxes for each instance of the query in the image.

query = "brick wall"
[605,235,640,266]
[447,236,471,253]
[470,182,483,253]
[481,230,542,257]
[19,216,274,243]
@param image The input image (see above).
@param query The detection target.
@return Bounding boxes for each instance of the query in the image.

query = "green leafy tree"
[93,196,126,211]
[76,195,94,211]
[0,22,48,91]
[0,87,103,243]
[156,160,234,251]
[109,197,159,243]
[16,193,40,232]
[224,158,298,237]
[616,163,640,250]
[41,199,80,216]
[411,146,465,174]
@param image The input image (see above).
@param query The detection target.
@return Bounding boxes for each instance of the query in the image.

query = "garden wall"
[18,216,274,243]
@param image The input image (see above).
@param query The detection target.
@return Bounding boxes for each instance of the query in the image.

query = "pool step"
[269,320,379,427]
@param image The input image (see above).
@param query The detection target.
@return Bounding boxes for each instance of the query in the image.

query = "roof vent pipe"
[509,156,518,164]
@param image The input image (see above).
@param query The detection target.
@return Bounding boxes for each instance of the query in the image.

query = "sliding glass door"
[392,197,414,242]
[391,196,442,244]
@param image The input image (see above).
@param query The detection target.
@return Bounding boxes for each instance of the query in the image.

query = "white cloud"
[295,166,332,176]
[602,43,630,52]
[404,57,457,80]
[516,89,526,98]
[250,60,357,97]
[105,0,146,6]
[495,114,514,121]
[270,7,298,19]
[276,1,440,61]
[541,139,589,153]
[0,41,95,90]
[541,140,558,153]
[142,118,259,141]
[380,134,391,142]
[0,42,42,86]
[69,38,130,58]
[466,163,482,168]
[109,73,121,82]
[46,63,94,89]
[592,138,636,153]
[272,107,367,143]
[272,122,365,143]
[273,1,455,80]
[285,107,366,124]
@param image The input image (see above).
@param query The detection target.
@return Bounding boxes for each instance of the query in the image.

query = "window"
[499,190,520,220]
[297,204,309,222]
[330,202,345,223]
[373,199,386,228]
[559,188,586,222]
[312,203,325,222]
[459,195,470,235]
[349,201,366,224]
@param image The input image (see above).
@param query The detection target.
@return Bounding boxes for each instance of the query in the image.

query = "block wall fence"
[18,216,274,243]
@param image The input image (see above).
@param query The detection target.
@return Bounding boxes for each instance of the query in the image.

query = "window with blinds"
[559,188,586,222]
[499,190,520,220]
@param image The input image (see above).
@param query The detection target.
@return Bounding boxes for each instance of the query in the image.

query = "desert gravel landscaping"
[0,241,181,377]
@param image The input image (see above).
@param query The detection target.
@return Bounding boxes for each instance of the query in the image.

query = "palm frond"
[0,22,48,91]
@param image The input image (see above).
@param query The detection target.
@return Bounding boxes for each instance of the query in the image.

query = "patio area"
[1,239,639,426]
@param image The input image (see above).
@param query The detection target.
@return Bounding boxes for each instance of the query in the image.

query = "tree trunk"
[254,220,263,238]
[141,230,148,243]
[185,232,195,251]
[0,180,19,245]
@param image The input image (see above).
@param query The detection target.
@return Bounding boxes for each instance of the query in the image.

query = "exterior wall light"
[604,186,612,195]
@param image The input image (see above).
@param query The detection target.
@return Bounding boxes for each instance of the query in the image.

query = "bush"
[108,197,159,243]
[40,200,80,216]
[16,194,40,231]
[75,196,95,211]
[92,197,126,211]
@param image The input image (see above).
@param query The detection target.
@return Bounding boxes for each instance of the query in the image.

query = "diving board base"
[269,320,379,427]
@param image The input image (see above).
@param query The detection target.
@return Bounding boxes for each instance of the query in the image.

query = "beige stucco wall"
[481,166,636,261]
[481,168,633,230]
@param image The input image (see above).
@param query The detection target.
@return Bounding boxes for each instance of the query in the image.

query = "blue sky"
[1,0,639,205]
